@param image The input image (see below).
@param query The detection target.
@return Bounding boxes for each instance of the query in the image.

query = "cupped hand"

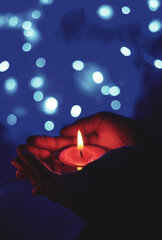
[15,111,140,194]
[17,111,140,167]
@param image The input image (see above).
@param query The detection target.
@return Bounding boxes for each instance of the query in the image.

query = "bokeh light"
[111,100,121,110]
[33,91,44,102]
[70,105,82,118]
[40,0,54,5]
[22,43,32,52]
[97,5,114,20]
[32,10,41,19]
[72,60,85,71]
[147,0,161,11]
[121,6,131,15]
[30,76,44,88]
[24,28,40,42]
[92,71,104,84]
[22,21,32,30]
[44,121,54,131]
[148,19,162,32]
[7,114,17,125]
[101,86,110,95]
[120,46,131,56]
[24,28,34,37]
[0,61,10,72]
[43,97,58,114]
[4,78,18,94]
[109,86,120,96]
[154,59,162,69]
[8,16,19,28]
[36,57,46,68]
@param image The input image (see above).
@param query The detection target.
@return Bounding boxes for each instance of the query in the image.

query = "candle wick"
[80,150,83,158]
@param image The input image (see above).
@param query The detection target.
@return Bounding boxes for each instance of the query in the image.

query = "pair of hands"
[12,111,160,224]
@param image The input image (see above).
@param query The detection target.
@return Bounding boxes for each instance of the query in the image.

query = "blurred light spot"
[24,28,34,37]
[120,46,131,56]
[92,71,104,84]
[36,57,46,68]
[111,100,121,110]
[121,6,131,14]
[44,121,54,131]
[147,0,161,11]
[72,60,85,71]
[70,105,82,118]
[0,16,5,27]
[101,86,110,95]
[22,21,32,30]
[109,86,120,96]
[4,78,18,94]
[148,19,162,32]
[24,28,35,36]
[154,59,162,69]
[97,5,114,20]
[22,43,32,52]
[24,28,40,42]
[0,61,10,72]
[7,114,17,125]
[43,97,58,114]
[40,0,54,5]
[32,10,41,19]
[33,91,44,101]
[30,76,44,88]
[8,16,19,27]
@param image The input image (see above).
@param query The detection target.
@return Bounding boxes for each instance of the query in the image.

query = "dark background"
[0,0,161,239]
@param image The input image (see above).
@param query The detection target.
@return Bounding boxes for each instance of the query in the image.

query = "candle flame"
[77,130,84,151]
[77,167,83,171]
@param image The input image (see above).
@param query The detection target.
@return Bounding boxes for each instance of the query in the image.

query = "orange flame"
[77,130,84,151]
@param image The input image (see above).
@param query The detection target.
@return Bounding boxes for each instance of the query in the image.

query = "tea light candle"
[59,130,106,171]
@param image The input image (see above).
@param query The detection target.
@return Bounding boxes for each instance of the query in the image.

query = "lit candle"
[54,130,106,173]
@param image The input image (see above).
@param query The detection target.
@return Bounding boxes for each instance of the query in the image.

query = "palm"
[13,111,141,208]
[17,112,138,172]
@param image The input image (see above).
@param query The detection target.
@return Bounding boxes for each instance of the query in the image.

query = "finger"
[60,113,103,137]
[20,151,57,182]
[26,135,75,151]
[17,144,51,160]
[32,186,43,196]
[12,157,24,171]
[12,157,38,185]
[16,170,28,180]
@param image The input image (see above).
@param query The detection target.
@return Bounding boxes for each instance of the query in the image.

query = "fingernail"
[11,160,15,166]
